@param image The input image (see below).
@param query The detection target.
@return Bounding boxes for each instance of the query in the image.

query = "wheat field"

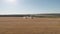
[0,17,60,34]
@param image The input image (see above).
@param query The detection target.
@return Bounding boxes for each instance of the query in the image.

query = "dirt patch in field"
[0,17,60,34]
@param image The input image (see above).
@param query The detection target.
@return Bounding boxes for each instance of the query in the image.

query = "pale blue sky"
[0,0,60,14]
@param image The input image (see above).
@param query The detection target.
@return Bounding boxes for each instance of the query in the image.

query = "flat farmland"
[0,17,60,34]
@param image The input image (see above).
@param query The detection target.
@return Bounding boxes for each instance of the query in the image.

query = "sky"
[0,0,60,14]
